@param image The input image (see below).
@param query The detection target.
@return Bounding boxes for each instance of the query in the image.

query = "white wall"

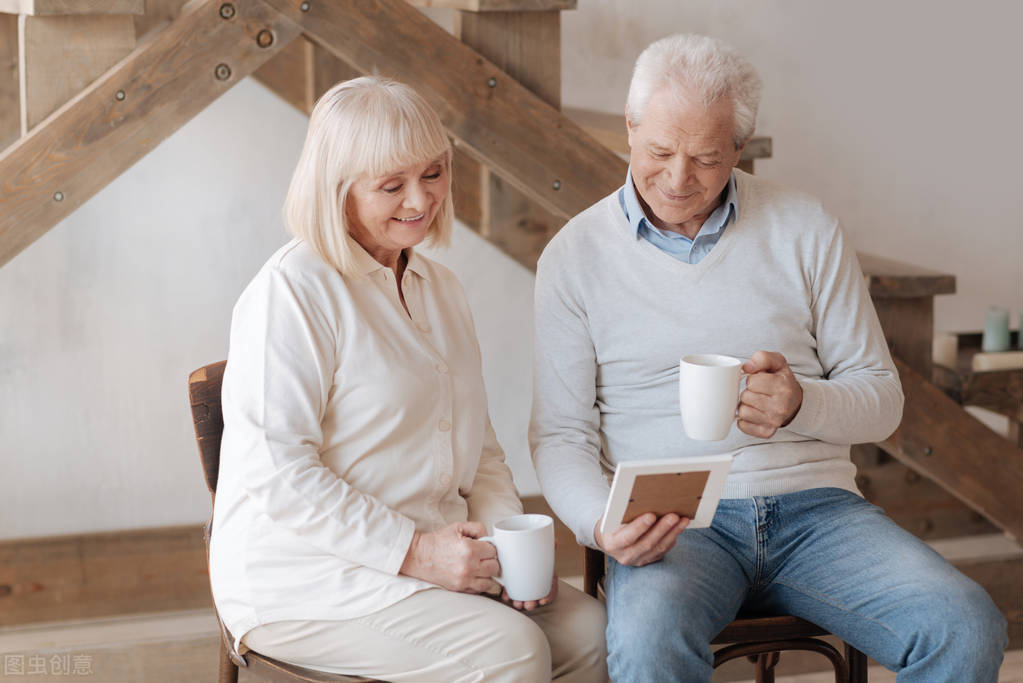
[3,0,1022,538]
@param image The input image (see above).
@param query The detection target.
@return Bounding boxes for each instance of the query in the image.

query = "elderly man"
[531,34,1006,682]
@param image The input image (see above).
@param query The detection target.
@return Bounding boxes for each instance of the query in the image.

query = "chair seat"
[243,650,376,683]
[713,613,829,644]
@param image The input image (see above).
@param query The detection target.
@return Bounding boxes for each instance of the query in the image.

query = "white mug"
[480,514,555,601]
[679,354,745,441]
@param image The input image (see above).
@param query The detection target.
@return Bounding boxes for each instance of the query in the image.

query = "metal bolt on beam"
[53,191,64,202]
[256,29,274,48]
[487,77,497,88]
[114,90,126,101]
[923,446,934,456]
[300,2,310,11]
[219,3,235,19]
[552,180,562,191]
[214,63,232,81]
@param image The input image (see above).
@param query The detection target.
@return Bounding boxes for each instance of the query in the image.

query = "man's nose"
[666,156,694,189]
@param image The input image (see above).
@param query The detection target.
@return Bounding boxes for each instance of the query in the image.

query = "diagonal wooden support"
[880,357,1023,541]
[0,0,301,267]
[259,0,625,224]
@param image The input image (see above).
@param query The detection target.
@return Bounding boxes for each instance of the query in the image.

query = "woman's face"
[346,155,449,261]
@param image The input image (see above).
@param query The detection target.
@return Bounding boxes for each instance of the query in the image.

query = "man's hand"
[399,521,500,594]
[594,513,689,566]
[738,350,803,438]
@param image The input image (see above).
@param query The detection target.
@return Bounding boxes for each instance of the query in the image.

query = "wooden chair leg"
[755,651,779,683]
[218,642,239,683]
[846,643,868,683]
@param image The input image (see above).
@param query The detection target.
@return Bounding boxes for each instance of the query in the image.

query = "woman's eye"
[382,185,402,193]
[423,171,442,180]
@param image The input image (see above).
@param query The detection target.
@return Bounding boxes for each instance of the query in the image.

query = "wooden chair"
[188,361,378,683]
[583,546,869,683]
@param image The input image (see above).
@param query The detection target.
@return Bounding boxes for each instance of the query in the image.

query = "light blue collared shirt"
[619,169,738,264]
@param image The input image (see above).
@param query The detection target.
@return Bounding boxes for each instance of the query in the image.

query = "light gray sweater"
[529,170,904,547]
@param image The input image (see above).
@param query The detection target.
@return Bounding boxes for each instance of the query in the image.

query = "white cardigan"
[209,238,522,650]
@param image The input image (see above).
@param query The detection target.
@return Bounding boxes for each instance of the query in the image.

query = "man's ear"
[625,109,636,149]
[733,136,750,167]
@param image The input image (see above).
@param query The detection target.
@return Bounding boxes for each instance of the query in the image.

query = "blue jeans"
[606,488,1006,682]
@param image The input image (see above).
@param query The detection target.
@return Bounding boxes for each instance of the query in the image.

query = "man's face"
[627,87,745,236]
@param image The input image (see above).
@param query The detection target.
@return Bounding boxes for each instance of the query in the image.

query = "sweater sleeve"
[785,221,904,444]
[221,266,414,575]
[529,247,612,548]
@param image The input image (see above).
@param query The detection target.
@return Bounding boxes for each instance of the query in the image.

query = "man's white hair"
[626,34,763,149]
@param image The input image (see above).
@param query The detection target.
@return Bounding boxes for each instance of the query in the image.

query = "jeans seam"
[771,575,908,658]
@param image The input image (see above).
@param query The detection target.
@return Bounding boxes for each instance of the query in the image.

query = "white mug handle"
[478,536,504,586]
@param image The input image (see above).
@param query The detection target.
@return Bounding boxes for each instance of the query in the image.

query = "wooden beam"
[453,7,562,263]
[19,13,137,134]
[0,0,301,267]
[0,525,210,627]
[406,0,576,10]
[261,0,625,224]
[0,0,144,14]
[252,32,314,114]
[132,0,189,41]
[879,357,1023,542]
[0,14,17,151]
[858,252,957,299]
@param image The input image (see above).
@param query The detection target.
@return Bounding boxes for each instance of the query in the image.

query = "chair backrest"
[188,360,228,498]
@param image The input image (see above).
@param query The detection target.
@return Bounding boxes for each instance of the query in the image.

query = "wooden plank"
[0,0,302,267]
[132,0,188,41]
[252,32,313,114]
[855,461,997,540]
[451,138,486,231]
[562,105,774,162]
[879,357,1023,542]
[453,8,561,265]
[19,13,136,133]
[310,42,359,108]
[858,251,957,298]
[0,526,210,627]
[261,0,625,224]
[406,0,576,10]
[872,296,935,376]
[0,13,17,151]
[0,0,143,14]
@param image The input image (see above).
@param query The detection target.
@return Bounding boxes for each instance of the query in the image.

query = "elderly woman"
[207,77,607,681]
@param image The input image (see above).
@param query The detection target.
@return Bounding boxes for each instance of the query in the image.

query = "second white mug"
[679,354,744,441]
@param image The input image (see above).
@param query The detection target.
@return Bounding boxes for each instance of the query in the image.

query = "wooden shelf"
[857,252,957,299]
[933,332,1023,425]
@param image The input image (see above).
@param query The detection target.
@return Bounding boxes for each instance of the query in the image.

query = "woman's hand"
[502,574,559,611]
[399,521,501,594]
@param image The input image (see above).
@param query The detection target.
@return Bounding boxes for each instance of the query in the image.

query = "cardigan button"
[438,419,451,432]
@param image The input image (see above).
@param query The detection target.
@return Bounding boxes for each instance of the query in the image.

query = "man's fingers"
[738,418,777,439]
[611,513,658,548]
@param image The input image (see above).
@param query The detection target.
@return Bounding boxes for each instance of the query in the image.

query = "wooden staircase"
[1,0,1021,646]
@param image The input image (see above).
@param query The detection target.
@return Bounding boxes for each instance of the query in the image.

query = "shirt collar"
[347,236,431,281]
[620,167,738,239]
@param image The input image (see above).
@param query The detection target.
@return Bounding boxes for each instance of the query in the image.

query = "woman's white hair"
[283,76,453,276]
[626,34,763,149]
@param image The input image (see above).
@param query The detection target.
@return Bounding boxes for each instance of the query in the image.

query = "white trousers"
[241,581,607,682]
